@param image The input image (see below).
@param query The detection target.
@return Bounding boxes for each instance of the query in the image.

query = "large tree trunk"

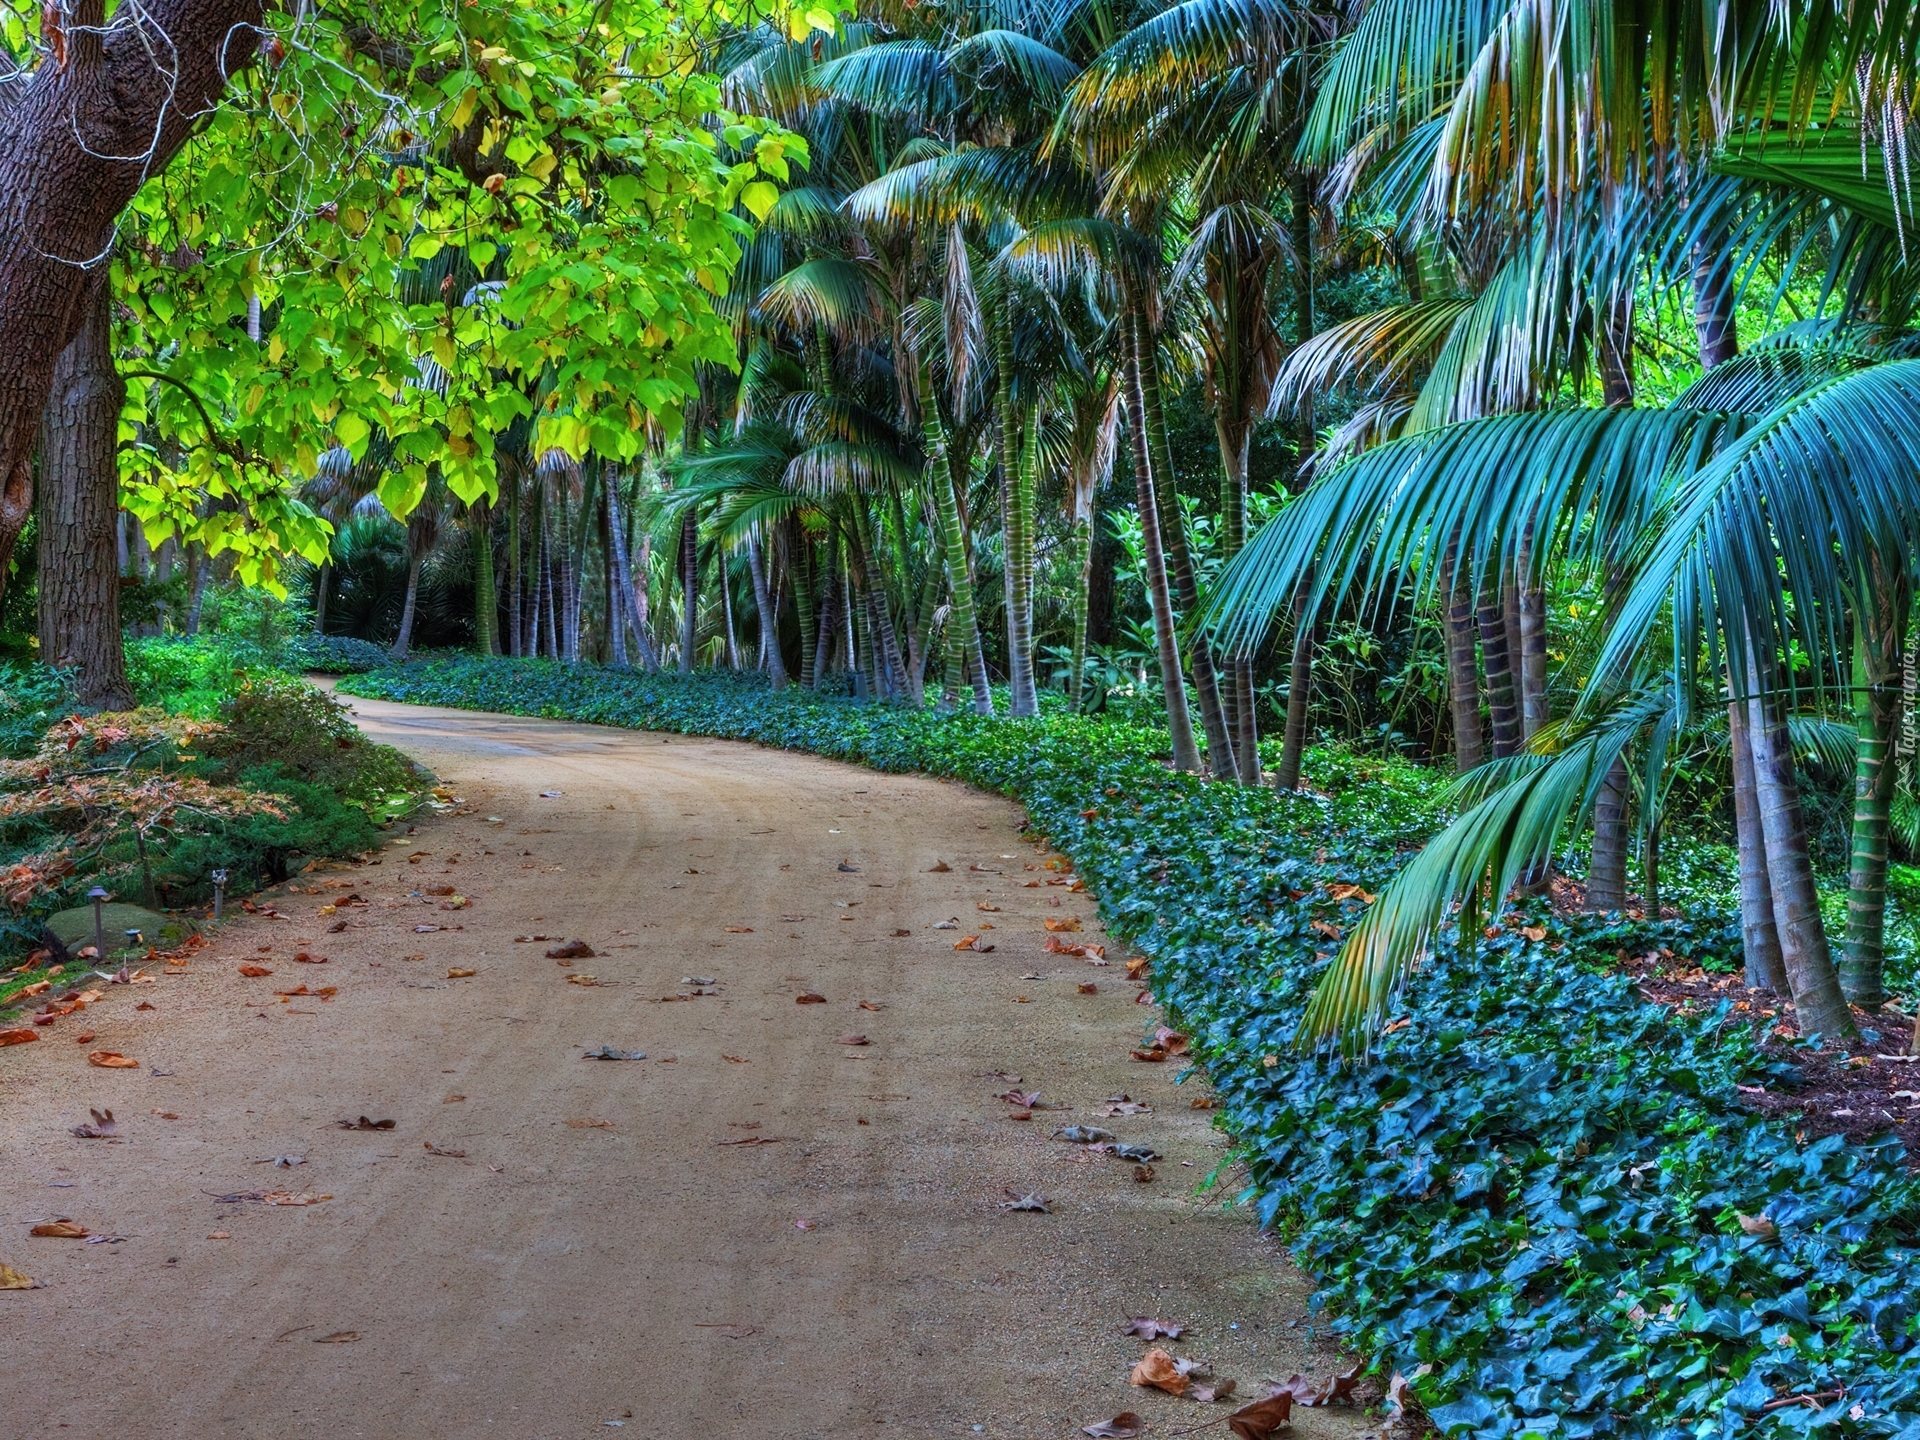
[1122,331,1200,772]
[1843,577,1906,1010]
[0,0,261,575]
[1135,309,1236,780]
[1747,679,1858,1040]
[1728,689,1788,990]
[472,501,499,655]
[1588,759,1630,910]
[36,274,132,710]
[506,467,523,657]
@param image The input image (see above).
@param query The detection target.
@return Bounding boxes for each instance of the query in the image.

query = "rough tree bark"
[0,0,262,573]
[36,273,132,709]
[1441,537,1483,774]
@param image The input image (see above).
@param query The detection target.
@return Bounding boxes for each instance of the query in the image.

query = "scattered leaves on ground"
[69,1108,117,1138]
[1123,1317,1185,1340]
[0,1262,37,1289]
[1227,1391,1294,1440]
[835,1034,870,1046]
[795,993,827,1004]
[237,963,273,977]
[545,939,594,958]
[1130,1348,1188,1396]
[30,1221,90,1238]
[87,1051,138,1068]
[424,1142,466,1158]
[1081,1416,1142,1439]
[337,1116,395,1130]
[999,1190,1049,1213]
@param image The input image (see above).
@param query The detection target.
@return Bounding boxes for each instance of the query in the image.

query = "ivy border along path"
[342,658,1920,1440]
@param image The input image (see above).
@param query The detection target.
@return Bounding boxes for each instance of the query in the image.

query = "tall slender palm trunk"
[472,502,499,656]
[1133,309,1236,780]
[1216,420,1259,782]
[992,308,1039,717]
[1441,539,1484,773]
[749,532,787,688]
[678,511,698,673]
[1843,576,1907,1009]
[1728,688,1788,990]
[1277,170,1319,789]
[1122,316,1200,772]
[1070,514,1092,710]
[392,550,424,660]
[507,470,523,657]
[1747,675,1858,1040]
[918,356,992,714]
[1478,586,1522,757]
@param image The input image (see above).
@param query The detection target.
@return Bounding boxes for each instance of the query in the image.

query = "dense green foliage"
[344,657,1920,1440]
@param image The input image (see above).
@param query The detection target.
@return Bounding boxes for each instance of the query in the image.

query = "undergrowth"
[342,655,1920,1440]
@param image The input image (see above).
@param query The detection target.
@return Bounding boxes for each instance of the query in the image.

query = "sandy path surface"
[0,695,1364,1440]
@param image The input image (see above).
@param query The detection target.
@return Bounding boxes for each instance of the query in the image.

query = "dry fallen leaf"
[565,974,602,986]
[447,967,476,979]
[1737,1212,1778,1240]
[0,1263,37,1289]
[858,1000,882,1011]
[87,1051,139,1069]
[927,861,951,872]
[237,963,273,977]
[69,1107,117,1139]
[313,1331,360,1343]
[72,1028,96,1043]
[565,1118,614,1129]
[835,1035,870,1046]
[151,1109,178,1120]
[206,1231,231,1240]
[722,1054,749,1063]
[1192,1380,1239,1405]
[1078,982,1098,995]
[260,1191,332,1206]
[1081,1416,1143,1439]
[1043,915,1084,932]
[1153,1026,1190,1055]
[1000,1189,1049,1213]
[30,1221,90,1238]
[1131,1348,1188,1397]
[795,993,827,1005]
[423,1141,466,1158]
[545,939,595,959]
[976,902,1000,912]
[336,1116,395,1130]
[1227,1391,1294,1440]
[0,1028,38,1046]
[724,925,754,934]
[1123,1317,1185,1340]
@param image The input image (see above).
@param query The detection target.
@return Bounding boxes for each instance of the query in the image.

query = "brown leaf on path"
[565,974,602,986]
[424,885,456,897]
[69,1107,117,1138]
[565,1118,613,1129]
[1133,1164,1156,1182]
[313,1331,360,1343]
[545,939,595,959]
[72,1028,95,1044]
[1082,1416,1144,1439]
[721,1054,749,1063]
[999,1189,1049,1212]
[326,921,348,934]
[1125,958,1150,980]
[1130,1047,1168,1063]
[237,963,273,977]
[0,1028,37,1046]
[1153,1026,1190,1055]
[424,1141,466,1158]
[1043,915,1083,932]
[150,1109,178,1120]
[1190,1096,1215,1109]
[1101,1099,1152,1116]
[927,861,951,872]
[206,1231,231,1240]
[31,1221,90,1238]
[336,1116,395,1130]
[891,928,911,936]
[976,902,1000,912]
[716,1135,781,1146]
[835,1034,870,1046]
[294,951,329,964]
[276,985,311,997]
[724,925,754,933]
[795,993,827,1004]
[261,1191,332,1206]
[0,1262,36,1289]
[1123,1317,1185,1340]
[1000,1089,1041,1108]
[87,1051,139,1068]
[1192,1381,1239,1405]
[447,967,476,979]
[1131,1348,1188,1396]
[1315,1364,1363,1405]
[1228,1391,1294,1440]
[1079,982,1098,994]
[858,1000,883,1011]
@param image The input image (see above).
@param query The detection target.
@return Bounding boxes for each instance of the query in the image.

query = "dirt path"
[0,695,1364,1440]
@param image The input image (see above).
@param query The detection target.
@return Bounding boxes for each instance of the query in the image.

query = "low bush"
[344,655,1920,1440]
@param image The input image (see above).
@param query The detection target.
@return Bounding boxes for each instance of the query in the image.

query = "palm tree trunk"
[597,482,627,669]
[678,511,697,673]
[186,544,210,636]
[1729,688,1788,989]
[1070,515,1092,709]
[721,551,740,670]
[1135,308,1237,779]
[313,561,331,636]
[789,523,817,688]
[1748,677,1858,1040]
[812,569,839,689]
[1516,530,1548,739]
[1843,577,1907,1009]
[1442,538,1484,773]
[1588,759,1630,910]
[918,357,991,714]
[392,551,424,660]
[472,502,499,656]
[1122,326,1200,772]
[507,468,523,657]
[1276,585,1314,791]
[606,473,656,672]
[1216,418,1259,781]
[992,308,1039,717]
[749,532,787,688]
[1478,586,1522,757]
[907,516,942,704]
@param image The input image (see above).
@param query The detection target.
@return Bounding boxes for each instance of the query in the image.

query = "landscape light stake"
[88,886,108,961]
[212,869,229,921]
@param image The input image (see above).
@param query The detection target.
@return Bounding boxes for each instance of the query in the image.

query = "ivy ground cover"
[343,657,1920,1440]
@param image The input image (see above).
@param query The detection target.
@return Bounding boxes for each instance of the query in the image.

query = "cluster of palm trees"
[292,0,1920,1049]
